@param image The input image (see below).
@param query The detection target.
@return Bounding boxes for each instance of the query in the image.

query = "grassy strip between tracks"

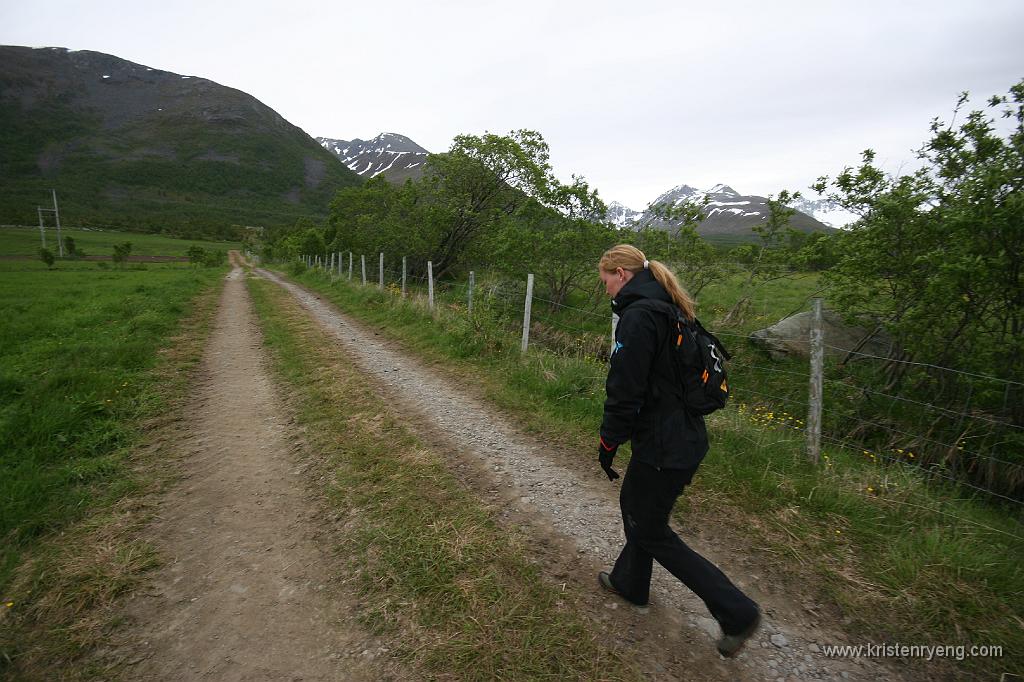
[276,265,1024,681]
[246,274,639,681]
[0,261,226,680]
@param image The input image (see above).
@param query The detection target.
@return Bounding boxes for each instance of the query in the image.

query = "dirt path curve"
[116,259,402,681]
[256,268,913,682]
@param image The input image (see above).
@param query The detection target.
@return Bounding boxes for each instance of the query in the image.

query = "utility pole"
[37,207,46,249]
[52,189,63,257]
[35,190,63,256]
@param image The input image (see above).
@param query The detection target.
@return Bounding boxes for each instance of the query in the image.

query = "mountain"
[317,133,429,184]
[611,183,836,242]
[607,201,644,228]
[0,45,362,237]
[789,196,859,228]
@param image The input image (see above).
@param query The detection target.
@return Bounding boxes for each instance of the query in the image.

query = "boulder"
[749,310,894,361]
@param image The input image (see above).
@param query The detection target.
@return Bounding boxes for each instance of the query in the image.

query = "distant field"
[0,226,242,257]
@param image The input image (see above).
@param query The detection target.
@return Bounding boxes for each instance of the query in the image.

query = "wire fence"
[293,251,1024,509]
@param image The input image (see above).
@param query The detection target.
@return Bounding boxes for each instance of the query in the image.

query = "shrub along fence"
[292,251,1024,510]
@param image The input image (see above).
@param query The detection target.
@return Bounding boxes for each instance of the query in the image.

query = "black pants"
[609,458,759,635]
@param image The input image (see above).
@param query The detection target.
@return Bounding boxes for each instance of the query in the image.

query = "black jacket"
[600,269,709,470]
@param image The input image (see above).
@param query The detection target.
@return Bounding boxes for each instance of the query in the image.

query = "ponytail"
[599,244,696,321]
[648,260,696,321]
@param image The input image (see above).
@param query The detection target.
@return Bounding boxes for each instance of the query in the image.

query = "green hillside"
[0,46,362,239]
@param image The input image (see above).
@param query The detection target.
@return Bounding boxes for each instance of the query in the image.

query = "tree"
[486,177,614,309]
[39,247,54,269]
[63,236,84,260]
[187,245,206,267]
[111,242,132,267]
[814,80,1024,423]
[420,130,566,276]
[203,249,227,267]
[324,130,607,282]
[327,177,434,269]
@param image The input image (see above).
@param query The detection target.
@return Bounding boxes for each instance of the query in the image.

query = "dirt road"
[115,260,402,681]
[254,267,910,682]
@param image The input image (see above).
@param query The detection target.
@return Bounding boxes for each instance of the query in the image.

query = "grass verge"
[245,274,638,681]
[0,261,225,680]
[274,265,1023,681]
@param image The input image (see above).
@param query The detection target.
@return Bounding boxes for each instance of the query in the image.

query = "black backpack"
[665,308,731,415]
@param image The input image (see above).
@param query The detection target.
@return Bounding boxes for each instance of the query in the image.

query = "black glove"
[598,437,620,481]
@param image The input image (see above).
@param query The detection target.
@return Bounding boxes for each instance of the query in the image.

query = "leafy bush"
[111,242,132,267]
[62,236,85,260]
[186,245,206,266]
[202,249,226,267]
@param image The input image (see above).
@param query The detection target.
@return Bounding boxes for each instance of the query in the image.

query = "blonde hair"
[599,244,696,320]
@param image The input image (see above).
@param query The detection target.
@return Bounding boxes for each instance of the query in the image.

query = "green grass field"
[0,259,225,590]
[0,226,242,257]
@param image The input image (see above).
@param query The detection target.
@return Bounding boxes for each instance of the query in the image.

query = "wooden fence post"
[379,252,384,289]
[807,297,824,464]
[521,274,534,353]
[361,255,367,285]
[348,252,353,280]
[468,271,475,315]
[402,256,407,297]
[427,261,434,309]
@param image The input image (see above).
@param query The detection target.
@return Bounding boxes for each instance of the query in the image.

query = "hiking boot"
[716,611,761,658]
[597,571,649,609]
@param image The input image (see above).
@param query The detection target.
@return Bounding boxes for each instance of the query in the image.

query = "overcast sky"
[2,0,1022,209]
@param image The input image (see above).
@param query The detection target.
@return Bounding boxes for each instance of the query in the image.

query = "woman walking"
[596,244,761,657]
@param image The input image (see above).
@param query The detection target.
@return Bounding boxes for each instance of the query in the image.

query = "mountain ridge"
[317,132,429,184]
[609,183,842,239]
[0,45,361,236]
